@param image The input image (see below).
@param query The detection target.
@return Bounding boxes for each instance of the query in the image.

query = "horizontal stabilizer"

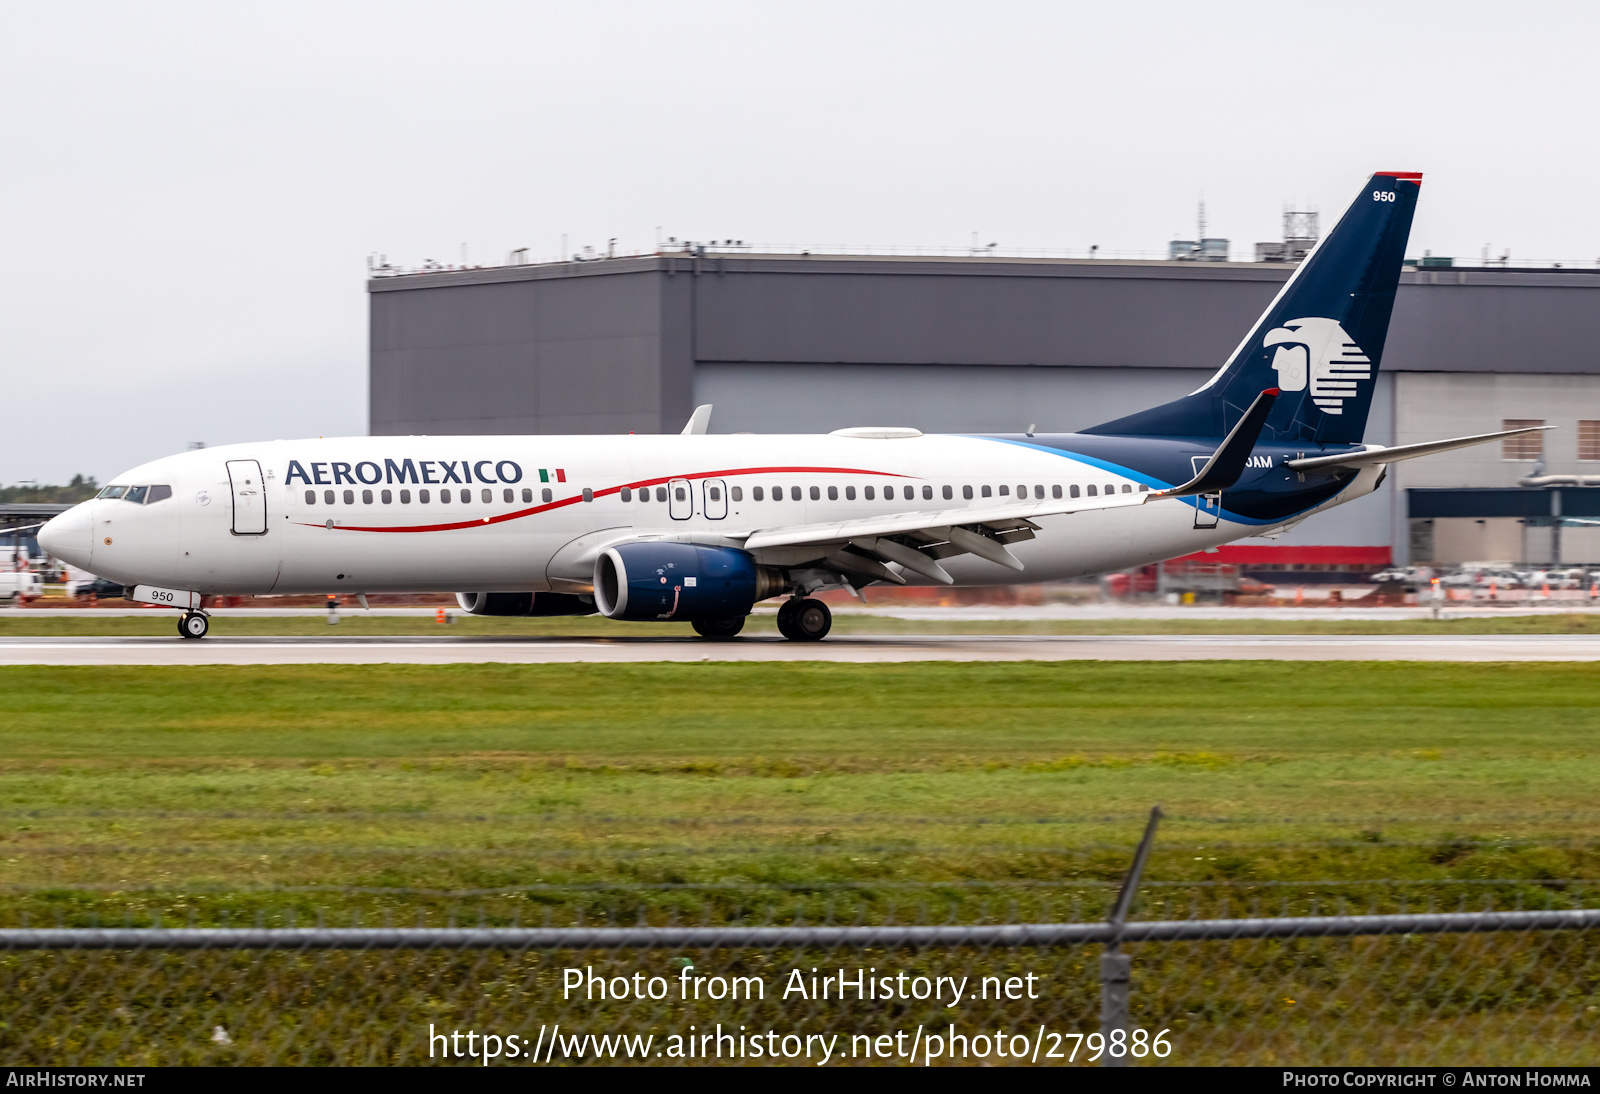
[1284,426,1553,474]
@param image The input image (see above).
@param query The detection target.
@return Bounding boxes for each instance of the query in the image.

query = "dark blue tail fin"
[1085,171,1421,444]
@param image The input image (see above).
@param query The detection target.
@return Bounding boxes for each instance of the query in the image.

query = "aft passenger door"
[1191,456,1220,529]
[668,478,693,520]
[227,460,268,535]
[702,479,727,520]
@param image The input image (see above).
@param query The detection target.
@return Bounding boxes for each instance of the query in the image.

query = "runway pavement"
[2,633,1598,665]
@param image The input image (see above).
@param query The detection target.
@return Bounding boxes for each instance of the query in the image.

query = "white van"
[0,571,43,602]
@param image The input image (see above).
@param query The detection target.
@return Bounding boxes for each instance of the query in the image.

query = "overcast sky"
[3,1,1597,483]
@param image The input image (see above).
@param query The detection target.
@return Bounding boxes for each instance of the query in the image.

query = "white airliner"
[38,172,1539,640]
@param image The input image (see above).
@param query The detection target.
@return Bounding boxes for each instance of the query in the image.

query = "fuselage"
[39,431,1377,597]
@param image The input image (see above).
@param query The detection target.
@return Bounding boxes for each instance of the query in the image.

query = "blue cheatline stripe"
[966,436,1339,528]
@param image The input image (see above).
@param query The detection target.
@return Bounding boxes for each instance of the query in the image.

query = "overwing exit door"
[1191,456,1220,529]
[668,478,693,520]
[702,479,727,520]
[227,460,268,535]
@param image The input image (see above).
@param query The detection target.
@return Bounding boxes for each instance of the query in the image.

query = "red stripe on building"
[1171,546,1392,566]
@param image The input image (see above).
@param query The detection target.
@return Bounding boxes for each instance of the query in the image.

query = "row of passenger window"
[621,482,1145,503]
[306,487,555,506]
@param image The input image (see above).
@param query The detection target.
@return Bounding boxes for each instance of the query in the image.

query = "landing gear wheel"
[692,616,746,639]
[178,612,209,640]
[777,597,831,641]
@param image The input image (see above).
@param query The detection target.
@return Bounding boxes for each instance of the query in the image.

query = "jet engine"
[593,542,783,622]
[454,592,596,617]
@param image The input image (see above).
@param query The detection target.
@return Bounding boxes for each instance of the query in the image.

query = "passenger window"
[522,488,533,503]
[548,488,557,503]
[753,486,764,501]
[942,485,953,500]
[419,489,430,503]
[826,485,837,501]
[809,486,820,501]
[1070,484,1080,498]
[503,488,513,503]
[1105,484,1115,495]
[1122,484,1132,493]
[1052,485,1062,499]
[583,488,594,502]
[1033,485,1043,499]
[864,485,875,501]
[400,489,412,504]
[998,485,1009,497]
[382,489,393,504]
[440,490,451,504]
[963,485,973,500]
[343,489,355,504]
[655,487,667,502]
[362,489,373,504]
[674,486,686,501]
[483,488,492,503]
[1087,485,1097,496]
[146,485,172,504]
[922,485,933,500]
[981,485,992,498]
[324,490,335,505]
[1017,485,1026,498]
[883,485,895,500]
[846,485,856,500]
[621,487,632,502]
[124,486,148,504]
[305,490,316,504]
[731,486,742,502]
[1139,484,1150,492]
[710,486,723,501]
[791,486,802,501]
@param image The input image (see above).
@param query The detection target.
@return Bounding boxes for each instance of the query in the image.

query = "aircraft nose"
[38,502,94,569]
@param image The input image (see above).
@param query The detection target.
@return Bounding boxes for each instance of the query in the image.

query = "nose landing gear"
[178,611,210,640]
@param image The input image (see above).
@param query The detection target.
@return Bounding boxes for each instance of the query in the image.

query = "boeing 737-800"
[38,171,1540,640]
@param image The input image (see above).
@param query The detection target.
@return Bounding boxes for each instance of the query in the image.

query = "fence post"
[1101,804,1162,1067]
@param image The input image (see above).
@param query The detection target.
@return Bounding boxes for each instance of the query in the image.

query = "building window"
[305,490,316,504]
[963,485,973,500]
[826,485,837,501]
[1502,419,1545,460]
[752,486,764,501]
[1580,421,1600,460]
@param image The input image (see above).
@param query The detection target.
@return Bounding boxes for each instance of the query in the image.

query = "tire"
[178,612,210,640]
[775,597,801,640]
[692,616,746,639]
[783,598,832,642]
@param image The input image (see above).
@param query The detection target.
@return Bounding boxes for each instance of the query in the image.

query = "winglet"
[681,405,713,435]
[1152,389,1279,498]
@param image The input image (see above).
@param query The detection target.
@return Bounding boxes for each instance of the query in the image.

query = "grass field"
[6,610,1600,637]
[4,661,1597,1066]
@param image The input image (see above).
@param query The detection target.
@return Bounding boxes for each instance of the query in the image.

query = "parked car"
[70,576,125,599]
[0,571,44,602]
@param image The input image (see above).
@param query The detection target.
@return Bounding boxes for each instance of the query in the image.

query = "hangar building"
[369,252,1600,572]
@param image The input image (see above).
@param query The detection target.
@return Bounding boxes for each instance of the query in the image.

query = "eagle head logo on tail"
[1262,317,1372,415]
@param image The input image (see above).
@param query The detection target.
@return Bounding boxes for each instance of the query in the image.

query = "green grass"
[6,610,1600,636]
[3,662,1597,1066]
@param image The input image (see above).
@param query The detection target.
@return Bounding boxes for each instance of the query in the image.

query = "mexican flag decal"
[537,469,567,483]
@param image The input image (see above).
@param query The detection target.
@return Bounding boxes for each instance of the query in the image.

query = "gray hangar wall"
[369,255,1600,561]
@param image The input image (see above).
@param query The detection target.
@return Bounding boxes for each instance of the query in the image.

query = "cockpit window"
[146,485,173,504]
[98,486,127,499]
[123,486,149,504]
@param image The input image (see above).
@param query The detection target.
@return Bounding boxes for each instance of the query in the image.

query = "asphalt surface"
[1,633,1597,665]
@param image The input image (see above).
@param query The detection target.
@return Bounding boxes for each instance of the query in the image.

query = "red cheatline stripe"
[295,465,910,534]
[1375,171,1423,181]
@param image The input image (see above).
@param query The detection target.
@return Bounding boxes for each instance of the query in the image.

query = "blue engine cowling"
[593,542,783,622]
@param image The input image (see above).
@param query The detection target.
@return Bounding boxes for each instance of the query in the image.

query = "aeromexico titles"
[38,171,1543,640]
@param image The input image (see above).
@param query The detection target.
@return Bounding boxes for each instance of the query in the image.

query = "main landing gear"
[692,616,746,639]
[177,611,210,640]
[776,597,832,642]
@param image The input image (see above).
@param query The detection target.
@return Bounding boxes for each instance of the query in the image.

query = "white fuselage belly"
[63,433,1372,596]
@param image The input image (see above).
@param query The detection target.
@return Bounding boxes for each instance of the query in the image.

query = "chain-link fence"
[3,890,1597,1066]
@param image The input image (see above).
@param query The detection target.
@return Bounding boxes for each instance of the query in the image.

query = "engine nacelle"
[455,592,596,617]
[593,542,783,621]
